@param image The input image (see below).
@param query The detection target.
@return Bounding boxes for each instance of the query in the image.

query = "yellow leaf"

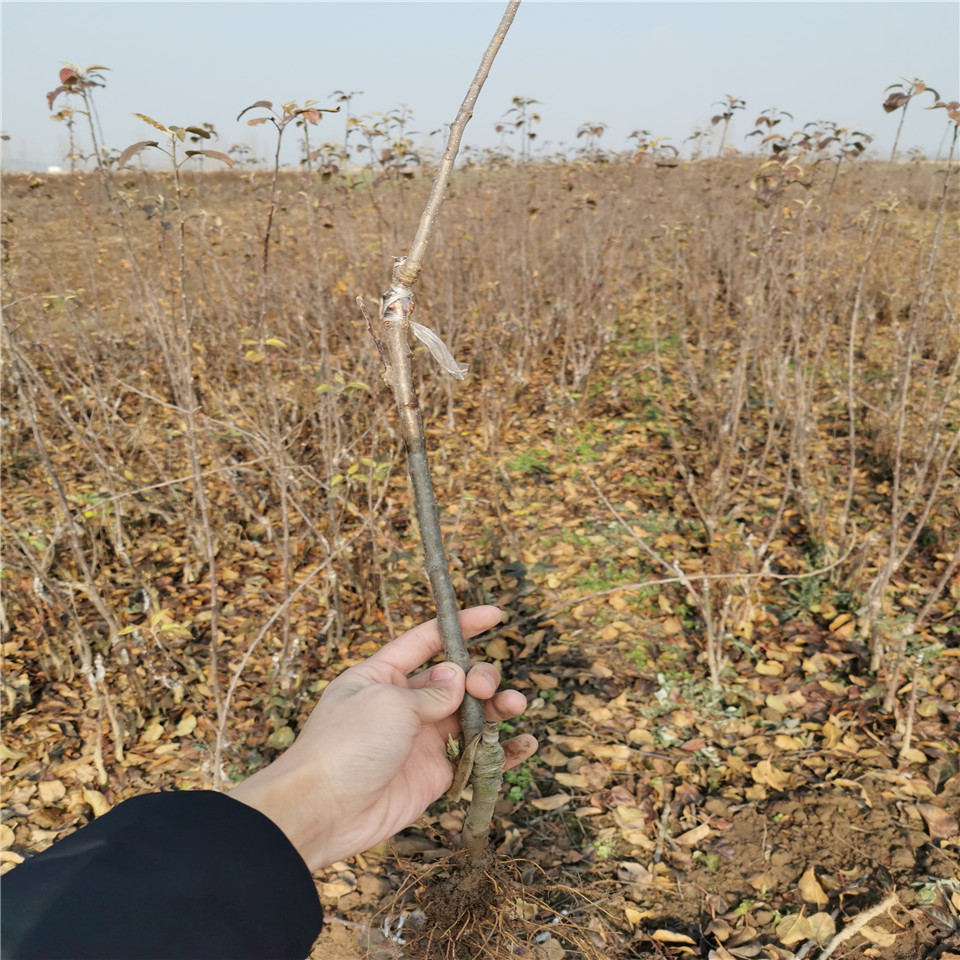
[82,788,111,817]
[756,660,783,675]
[245,350,265,363]
[752,759,790,791]
[142,720,165,743]
[675,823,712,847]
[264,337,286,348]
[554,772,588,788]
[776,913,809,946]
[651,929,696,945]
[775,734,804,750]
[798,866,828,907]
[860,924,897,948]
[514,898,539,920]
[38,780,66,805]
[0,743,27,761]
[821,721,841,748]
[806,912,836,945]
[335,279,348,293]
[829,613,853,632]
[174,714,197,737]
[765,694,789,714]
[529,793,571,811]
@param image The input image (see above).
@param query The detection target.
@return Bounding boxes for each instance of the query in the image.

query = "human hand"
[229,606,538,871]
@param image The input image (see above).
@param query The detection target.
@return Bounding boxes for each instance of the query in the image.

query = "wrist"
[229,754,339,872]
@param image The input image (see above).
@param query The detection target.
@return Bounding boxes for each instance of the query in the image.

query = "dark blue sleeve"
[1,791,324,960]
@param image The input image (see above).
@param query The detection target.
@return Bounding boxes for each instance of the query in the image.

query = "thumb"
[410,662,465,723]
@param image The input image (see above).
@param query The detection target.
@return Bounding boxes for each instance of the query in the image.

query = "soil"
[306,635,959,960]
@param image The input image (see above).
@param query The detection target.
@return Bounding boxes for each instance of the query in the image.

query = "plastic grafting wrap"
[408,321,469,380]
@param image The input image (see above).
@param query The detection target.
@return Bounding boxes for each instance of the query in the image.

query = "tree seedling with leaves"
[502,95,541,163]
[46,64,112,186]
[711,93,747,156]
[235,100,340,271]
[883,77,940,161]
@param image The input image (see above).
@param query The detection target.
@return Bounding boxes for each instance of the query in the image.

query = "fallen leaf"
[174,714,197,737]
[652,929,696,944]
[267,726,295,748]
[82,788,111,817]
[776,913,809,946]
[514,897,539,920]
[917,803,958,839]
[752,759,790,791]
[529,793,571,811]
[618,861,654,884]
[756,660,783,676]
[554,772,588,788]
[37,780,66,805]
[675,823,712,847]
[806,912,836,945]
[860,924,897,948]
[485,637,510,659]
[798,866,829,907]
[142,720,165,743]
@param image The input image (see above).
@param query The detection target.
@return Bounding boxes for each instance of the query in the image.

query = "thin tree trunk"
[372,0,520,856]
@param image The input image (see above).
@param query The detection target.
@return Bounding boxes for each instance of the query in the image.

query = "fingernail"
[433,665,457,681]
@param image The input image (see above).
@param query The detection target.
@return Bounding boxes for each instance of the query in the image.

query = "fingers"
[464,661,501,701]
[484,688,528,722]
[502,734,539,771]
[407,662,468,724]
[368,606,502,676]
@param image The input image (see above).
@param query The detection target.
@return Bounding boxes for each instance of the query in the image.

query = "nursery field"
[2,146,959,959]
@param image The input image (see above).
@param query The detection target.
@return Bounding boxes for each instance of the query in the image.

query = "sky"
[2,1,958,171]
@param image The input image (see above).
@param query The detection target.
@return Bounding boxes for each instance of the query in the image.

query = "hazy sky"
[2,2,957,171]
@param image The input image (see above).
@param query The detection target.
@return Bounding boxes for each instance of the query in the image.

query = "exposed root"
[381,852,621,960]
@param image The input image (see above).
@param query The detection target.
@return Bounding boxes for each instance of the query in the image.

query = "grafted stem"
[373,0,520,855]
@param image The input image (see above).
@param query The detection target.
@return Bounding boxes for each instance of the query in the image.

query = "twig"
[915,538,960,628]
[488,533,860,640]
[214,526,367,780]
[898,652,924,758]
[814,890,899,960]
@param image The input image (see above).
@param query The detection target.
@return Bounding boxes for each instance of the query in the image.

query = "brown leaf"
[883,92,910,113]
[917,803,959,839]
